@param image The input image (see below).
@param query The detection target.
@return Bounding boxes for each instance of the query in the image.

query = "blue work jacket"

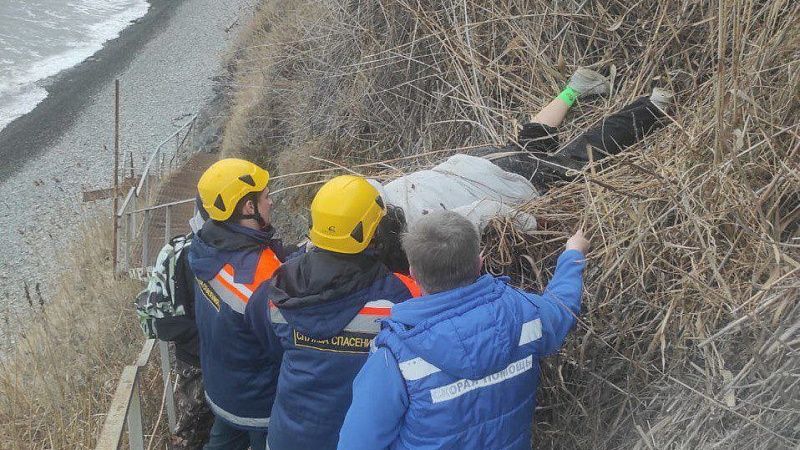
[189,221,285,431]
[338,249,585,449]
[246,248,418,450]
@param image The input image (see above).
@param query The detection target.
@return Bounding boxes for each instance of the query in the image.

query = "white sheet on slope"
[374,154,539,233]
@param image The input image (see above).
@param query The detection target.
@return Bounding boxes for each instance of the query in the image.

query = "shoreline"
[0,0,184,181]
[0,0,255,347]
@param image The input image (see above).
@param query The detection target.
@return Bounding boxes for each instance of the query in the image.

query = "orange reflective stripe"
[359,306,392,316]
[214,272,250,303]
[393,272,421,298]
[357,300,393,317]
[246,249,281,290]
[214,248,281,304]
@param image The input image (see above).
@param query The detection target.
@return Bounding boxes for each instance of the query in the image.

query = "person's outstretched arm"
[338,346,408,450]
[528,230,589,356]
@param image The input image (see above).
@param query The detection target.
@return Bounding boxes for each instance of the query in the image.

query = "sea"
[0,0,149,132]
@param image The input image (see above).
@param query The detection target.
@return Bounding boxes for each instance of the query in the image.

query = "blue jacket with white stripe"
[338,249,585,450]
[188,221,285,432]
[246,248,418,450]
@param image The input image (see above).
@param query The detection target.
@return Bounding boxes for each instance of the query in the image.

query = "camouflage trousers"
[171,360,215,450]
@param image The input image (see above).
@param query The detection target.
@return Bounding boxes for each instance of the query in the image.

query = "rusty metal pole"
[713,0,727,166]
[142,209,150,268]
[129,150,134,179]
[112,79,120,274]
[164,205,171,245]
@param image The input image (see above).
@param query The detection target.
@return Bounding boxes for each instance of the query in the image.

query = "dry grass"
[0,219,166,449]
[225,0,799,448]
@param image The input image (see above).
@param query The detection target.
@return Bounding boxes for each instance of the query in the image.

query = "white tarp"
[373,154,539,233]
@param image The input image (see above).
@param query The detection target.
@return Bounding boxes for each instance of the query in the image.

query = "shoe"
[649,87,674,112]
[567,67,611,97]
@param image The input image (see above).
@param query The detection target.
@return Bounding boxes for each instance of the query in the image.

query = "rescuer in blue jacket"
[245,175,420,450]
[189,159,288,450]
[338,210,590,450]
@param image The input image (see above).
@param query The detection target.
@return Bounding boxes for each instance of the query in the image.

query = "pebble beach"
[0,0,256,345]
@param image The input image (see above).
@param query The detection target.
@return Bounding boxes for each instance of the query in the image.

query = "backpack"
[135,233,193,338]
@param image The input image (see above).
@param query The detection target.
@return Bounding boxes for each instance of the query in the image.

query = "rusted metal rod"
[112,80,120,274]
[128,197,194,215]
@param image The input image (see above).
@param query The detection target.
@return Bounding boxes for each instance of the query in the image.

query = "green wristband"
[557,86,579,107]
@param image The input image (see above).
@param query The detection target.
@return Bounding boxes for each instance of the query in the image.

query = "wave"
[0,0,150,131]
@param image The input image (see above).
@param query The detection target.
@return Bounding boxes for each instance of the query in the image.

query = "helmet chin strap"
[241,199,268,229]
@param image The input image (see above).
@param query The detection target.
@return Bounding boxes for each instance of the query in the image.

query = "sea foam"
[0,0,150,131]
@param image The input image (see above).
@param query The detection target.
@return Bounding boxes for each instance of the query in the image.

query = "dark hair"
[194,195,210,221]
[372,204,409,273]
[227,191,260,223]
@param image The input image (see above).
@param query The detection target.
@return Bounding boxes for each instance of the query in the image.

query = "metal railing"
[115,115,197,276]
[96,340,176,450]
[123,197,196,280]
[99,116,201,449]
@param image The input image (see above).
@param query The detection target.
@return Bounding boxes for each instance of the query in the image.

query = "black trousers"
[477,96,666,192]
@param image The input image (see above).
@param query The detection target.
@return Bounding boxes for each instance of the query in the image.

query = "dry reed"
[225,0,799,448]
[0,220,167,449]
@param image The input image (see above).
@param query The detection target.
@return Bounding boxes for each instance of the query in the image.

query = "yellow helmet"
[309,175,386,254]
[197,158,269,222]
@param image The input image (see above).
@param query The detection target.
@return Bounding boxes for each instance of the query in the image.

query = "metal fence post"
[112,211,119,274]
[128,211,135,269]
[158,340,177,432]
[164,205,172,245]
[123,213,130,273]
[142,210,150,267]
[126,377,145,450]
[155,148,161,180]
[112,80,120,275]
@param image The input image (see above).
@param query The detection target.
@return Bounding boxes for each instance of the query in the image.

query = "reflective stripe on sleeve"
[217,268,254,298]
[358,299,394,316]
[398,318,542,382]
[342,315,382,334]
[398,357,441,381]
[208,278,247,314]
[518,319,542,346]
[269,302,288,324]
[346,299,393,333]
[204,392,270,429]
[269,299,393,333]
